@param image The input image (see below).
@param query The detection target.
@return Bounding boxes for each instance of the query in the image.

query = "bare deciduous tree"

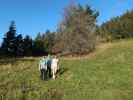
[53,4,99,55]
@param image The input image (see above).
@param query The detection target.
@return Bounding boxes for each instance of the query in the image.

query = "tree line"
[96,10,133,42]
[0,4,98,57]
[0,21,56,57]
[0,3,133,57]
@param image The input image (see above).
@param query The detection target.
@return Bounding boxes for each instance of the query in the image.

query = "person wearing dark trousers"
[39,58,47,80]
[46,54,52,78]
[41,68,47,80]
[47,59,52,78]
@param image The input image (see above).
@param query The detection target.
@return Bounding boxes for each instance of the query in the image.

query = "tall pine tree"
[1,21,17,56]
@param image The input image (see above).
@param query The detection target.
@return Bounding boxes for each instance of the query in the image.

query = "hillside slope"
[0,39,133,100]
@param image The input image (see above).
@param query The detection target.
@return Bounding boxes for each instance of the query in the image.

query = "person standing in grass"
[39,56,47,80]
[46,54,52,78]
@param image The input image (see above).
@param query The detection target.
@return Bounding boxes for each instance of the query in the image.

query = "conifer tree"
[1,21,17,56]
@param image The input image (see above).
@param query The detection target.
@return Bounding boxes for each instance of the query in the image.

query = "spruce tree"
[16,34,24,56]
[23,35,33,56]
[1,21,17,56]
[32,33,45,56]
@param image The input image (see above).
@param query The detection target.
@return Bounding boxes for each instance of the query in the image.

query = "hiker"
[39,57,47,80]
[39,55,59,80]
[51,56,59,79]
[46,54,52,78]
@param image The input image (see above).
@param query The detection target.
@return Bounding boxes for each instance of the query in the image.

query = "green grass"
[0,39,133,100]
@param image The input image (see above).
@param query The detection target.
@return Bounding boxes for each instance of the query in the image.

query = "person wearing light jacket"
[39,57,47,80]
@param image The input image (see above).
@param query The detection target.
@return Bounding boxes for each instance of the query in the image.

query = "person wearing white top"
[51,56,59,79]
[39,57,47,80]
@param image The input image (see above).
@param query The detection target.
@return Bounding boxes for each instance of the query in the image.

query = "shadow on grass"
[57,67,68,76]
[45,67,68,81]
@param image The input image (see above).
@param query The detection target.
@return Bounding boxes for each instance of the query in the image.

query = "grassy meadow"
[0,39,133,100]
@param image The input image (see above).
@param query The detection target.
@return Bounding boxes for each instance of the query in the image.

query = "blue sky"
[0,0,133,44]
